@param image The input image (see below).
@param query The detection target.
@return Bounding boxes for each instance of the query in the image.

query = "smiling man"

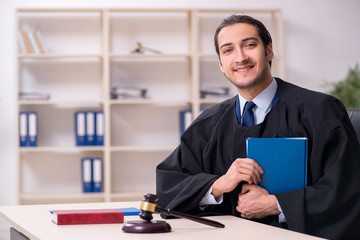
[156,15,360,240]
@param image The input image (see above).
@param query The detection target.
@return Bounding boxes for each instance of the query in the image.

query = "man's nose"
[234,48,249,64]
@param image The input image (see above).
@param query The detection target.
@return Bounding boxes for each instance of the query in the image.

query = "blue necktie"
[242,101,256,126]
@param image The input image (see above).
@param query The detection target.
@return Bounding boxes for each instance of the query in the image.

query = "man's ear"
[266,42,274,62]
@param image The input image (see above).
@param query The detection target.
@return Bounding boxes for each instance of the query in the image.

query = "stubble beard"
[224,63,271,91]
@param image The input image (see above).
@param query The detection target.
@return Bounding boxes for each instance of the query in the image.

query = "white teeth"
[237,67,251,72]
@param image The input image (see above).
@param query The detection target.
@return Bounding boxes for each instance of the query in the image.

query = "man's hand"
[236,183,280,219]
[211,158,263,198]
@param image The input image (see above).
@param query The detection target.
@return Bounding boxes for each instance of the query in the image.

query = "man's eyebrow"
[219,42,232,50]
[241,37,258,43]
[219,37,259,50]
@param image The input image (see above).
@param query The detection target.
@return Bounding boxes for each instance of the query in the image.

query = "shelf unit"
[16,8,284,204]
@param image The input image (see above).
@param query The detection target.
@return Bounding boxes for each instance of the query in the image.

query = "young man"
[156,15,360,240]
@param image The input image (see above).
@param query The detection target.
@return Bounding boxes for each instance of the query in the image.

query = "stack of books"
[17,31,48,54]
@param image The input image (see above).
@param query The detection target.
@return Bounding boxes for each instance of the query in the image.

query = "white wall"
[1,0,360,206]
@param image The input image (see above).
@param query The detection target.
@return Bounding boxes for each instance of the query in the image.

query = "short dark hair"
[214,15,273,59]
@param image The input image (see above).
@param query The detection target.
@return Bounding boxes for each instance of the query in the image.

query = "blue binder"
[19,112,28,147]
[81,158,93,193]
[86,111,95,146]
[179,110,192,135]
[94,111,104,146]
[75,111,86,146]
[92,158,103,192]
[246,137,308,195]
[27,112,38,147]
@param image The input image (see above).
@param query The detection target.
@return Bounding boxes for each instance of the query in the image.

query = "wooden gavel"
[139,193,225,228]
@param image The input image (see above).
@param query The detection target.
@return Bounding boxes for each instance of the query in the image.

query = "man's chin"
[233,79,259,90]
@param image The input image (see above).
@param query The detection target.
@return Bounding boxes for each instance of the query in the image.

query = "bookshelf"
[16,8,284,204]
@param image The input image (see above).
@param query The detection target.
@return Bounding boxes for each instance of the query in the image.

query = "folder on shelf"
[246,137,308,195]
[95,111,104,146]
[19,112,28,147]
[75,111,86,146]
[180,110,193,135]
[28,112,38,147]
[81,158,92,193]
[86,111,95,146]
[179,109,204,135]
[92,158,103,192]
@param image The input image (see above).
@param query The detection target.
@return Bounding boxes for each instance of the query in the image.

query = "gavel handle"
[156,207,225,228]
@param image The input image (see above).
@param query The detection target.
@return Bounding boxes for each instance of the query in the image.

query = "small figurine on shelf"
[131,42,162,55]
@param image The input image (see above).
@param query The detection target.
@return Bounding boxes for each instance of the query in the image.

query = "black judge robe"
[156,78,360,240]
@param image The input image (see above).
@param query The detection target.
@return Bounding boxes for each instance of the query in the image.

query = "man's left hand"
[236,183,280,219]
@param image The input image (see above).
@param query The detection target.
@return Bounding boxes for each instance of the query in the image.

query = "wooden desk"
[0,201,325,240]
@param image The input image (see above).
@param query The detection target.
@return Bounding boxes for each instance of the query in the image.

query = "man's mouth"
[234,65,254,72]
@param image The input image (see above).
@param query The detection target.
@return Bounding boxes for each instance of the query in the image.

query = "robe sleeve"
[276,99,360,239]
[156,139,219,214]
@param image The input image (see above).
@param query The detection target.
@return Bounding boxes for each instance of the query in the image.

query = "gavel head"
[134,42,142,53]
[139,193,158,222]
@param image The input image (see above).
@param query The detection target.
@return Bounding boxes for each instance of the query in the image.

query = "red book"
[50,209,124,225]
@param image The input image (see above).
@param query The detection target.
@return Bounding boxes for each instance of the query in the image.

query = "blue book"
[75,112,86,146]
[118,207,141,216]
[94,111,104,146]
[246,137,308,194]
[81,158,93,193]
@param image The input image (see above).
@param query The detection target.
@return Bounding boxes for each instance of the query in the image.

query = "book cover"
[20,31,32,54]
[26,31,40,54]
[118,207,141,215]
[246,137,308,195]
[33,31,45,54]
[17,31,26,54]
[50,209,124,225]
[34,31,48,53]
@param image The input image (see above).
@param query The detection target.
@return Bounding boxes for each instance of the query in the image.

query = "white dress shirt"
[199,78,286,223]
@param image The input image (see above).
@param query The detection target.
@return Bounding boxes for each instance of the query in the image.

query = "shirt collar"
[238,78,278,114]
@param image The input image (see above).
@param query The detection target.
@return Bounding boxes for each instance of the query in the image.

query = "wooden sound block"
[122,220,171,233]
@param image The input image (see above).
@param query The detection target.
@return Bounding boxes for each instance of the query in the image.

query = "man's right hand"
[211,158,264,198]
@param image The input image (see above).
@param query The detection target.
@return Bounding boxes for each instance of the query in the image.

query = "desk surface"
[0,201,324,240]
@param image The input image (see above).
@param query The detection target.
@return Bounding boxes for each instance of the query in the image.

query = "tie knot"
[244,101,256,111]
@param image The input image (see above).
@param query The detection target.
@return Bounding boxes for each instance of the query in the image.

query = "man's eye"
[223,49,232,54]
[245,43,256,48]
